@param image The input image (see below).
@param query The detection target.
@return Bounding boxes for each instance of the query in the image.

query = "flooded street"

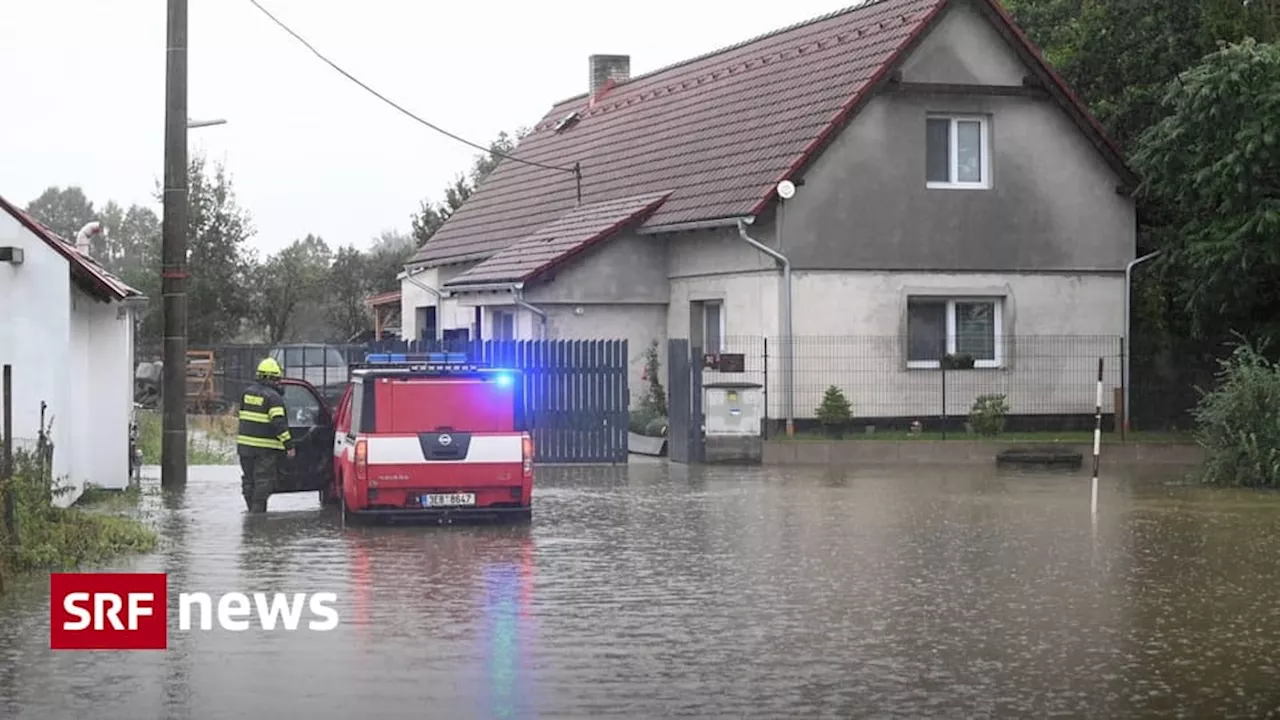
[2,461,1280,718]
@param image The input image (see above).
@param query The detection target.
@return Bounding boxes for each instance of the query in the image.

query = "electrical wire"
[244,0,575,174]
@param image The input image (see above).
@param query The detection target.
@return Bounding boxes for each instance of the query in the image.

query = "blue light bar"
[363,352,470,365]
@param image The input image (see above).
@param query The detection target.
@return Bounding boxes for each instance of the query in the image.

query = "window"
[701,301,724,354]
[906,297,1003,368]
[347,381,364,437]
[281,383,323,427]
[493,310,516,340]
[283,347,304,367]
[325,347,346,368]
[416,306,438,342]
[926,116,989,189]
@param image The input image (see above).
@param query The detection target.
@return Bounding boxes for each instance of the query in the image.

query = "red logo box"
[50,573,168,650]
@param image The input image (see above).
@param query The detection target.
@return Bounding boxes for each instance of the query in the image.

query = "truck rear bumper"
[347,505,531,522]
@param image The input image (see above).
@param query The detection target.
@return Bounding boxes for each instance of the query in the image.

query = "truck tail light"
[354,438,368,483]
[522,433,534,476]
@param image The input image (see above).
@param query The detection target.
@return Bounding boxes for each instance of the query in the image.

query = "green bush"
[630,407,657,434]
[1193,340,1280,487]
[638,340,668,418]
[0,448,156,585]
[969,394,1009,436]
[644,417,669,438]
[815,385,852,426]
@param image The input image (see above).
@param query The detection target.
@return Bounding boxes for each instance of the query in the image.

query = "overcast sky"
[1,0,845,255]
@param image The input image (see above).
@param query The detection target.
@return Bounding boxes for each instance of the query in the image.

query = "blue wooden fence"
[363,338,630,464]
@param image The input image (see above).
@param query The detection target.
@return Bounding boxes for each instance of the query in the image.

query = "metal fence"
[687,334,1176,432]
[178,339,630,464]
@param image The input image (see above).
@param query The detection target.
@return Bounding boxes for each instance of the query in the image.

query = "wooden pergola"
[365,290,402,341]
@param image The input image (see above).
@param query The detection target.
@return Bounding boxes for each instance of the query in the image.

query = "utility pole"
[160,0,189,488]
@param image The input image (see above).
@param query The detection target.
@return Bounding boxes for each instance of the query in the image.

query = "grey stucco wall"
[778,0,1135,272]
[541,302,668,405]
[666,225,776,280]
[524,232,669,304]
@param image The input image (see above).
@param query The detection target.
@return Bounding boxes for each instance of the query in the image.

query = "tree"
[98,202,160,276]
[363,229,414,294]
[24,186,96,241]
[1132,38,1280,347]
[326,244,372,341]
[409,128,530,246]
[181,155,257,345]
[254,234,332,343]
[1005,0,1278,151]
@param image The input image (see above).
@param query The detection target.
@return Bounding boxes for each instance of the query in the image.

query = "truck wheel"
[319,485,339,507]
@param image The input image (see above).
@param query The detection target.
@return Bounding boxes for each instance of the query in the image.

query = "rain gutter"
[736,217,794,437]
[402,266,444,341]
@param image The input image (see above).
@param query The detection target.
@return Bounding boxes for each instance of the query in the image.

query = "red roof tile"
[365,289,402,307]
[445,192,670,287]
[410,0,1130,270]
[0,194,141,301]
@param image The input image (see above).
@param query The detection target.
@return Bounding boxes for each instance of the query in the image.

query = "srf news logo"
[50,573,339,650]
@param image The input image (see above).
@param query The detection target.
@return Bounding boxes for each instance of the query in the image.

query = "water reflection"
[0,462,1278,717]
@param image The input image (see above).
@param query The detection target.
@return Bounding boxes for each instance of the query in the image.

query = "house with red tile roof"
[0,194,144,504]
[400,0,1135,416]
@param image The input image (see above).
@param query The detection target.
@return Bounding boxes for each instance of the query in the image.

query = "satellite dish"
[777,180,796,200]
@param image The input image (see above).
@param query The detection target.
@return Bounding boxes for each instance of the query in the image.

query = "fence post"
[2,364,17,549]
[1091,357,1104,515]
[762,337,769,440]
[940,365,947,441]
[1118,336,1126,440]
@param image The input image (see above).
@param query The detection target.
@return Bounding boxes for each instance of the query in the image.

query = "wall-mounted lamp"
[0,246,23,264]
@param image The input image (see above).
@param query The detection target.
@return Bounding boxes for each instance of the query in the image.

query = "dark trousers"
[238,450,281,511]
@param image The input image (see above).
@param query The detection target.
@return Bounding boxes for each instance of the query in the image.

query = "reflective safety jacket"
[236,381,294,454]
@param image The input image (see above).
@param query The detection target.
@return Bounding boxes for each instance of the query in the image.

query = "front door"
[275,379,335,493]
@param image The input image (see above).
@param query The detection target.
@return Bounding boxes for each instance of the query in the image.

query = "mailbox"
[703,381,764,437]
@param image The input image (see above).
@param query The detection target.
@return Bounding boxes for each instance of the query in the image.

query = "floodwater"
[2,461,1279,719]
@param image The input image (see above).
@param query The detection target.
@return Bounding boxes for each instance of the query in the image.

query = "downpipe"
[1123,250,1160,432]
[512,286,547,339]
[402,266,444,341]
[737,217,794,437]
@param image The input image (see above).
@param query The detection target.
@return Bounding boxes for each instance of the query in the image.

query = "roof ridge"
[566,7,920,124]
[548,0,891,109]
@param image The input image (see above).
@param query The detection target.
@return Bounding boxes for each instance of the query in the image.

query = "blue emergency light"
[360,353,517,386]
[363,352,469,364]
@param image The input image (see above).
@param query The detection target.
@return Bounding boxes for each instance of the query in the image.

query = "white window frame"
[701,300,725,355]
[926,115,990,190]
[906,297,1004,369]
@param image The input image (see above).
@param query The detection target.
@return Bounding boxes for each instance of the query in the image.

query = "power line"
[244,0,575,174]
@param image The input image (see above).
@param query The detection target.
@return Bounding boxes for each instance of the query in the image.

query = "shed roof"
[409,0,1131,272]
[444,192,670,288]
[0,194,142,301]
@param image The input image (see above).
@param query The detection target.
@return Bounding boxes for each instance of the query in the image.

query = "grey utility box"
[703,382,764,464]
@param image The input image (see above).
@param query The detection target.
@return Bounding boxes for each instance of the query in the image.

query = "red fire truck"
[261,352,533,521]
[328,353,533,521]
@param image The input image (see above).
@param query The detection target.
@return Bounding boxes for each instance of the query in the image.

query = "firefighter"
[236,357,295,513]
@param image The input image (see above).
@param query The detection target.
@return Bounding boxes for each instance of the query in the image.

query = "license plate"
[421,493,475,507]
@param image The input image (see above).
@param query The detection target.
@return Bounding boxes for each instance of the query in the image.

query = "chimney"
[589,54,630,97]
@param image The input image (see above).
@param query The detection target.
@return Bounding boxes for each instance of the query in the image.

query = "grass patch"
[0,450,156,589]
[775,429,1197,444]
[76,484,144,512]
[136,410,236,465]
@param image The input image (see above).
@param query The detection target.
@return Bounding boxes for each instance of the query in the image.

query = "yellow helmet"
[257,357,283,379]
